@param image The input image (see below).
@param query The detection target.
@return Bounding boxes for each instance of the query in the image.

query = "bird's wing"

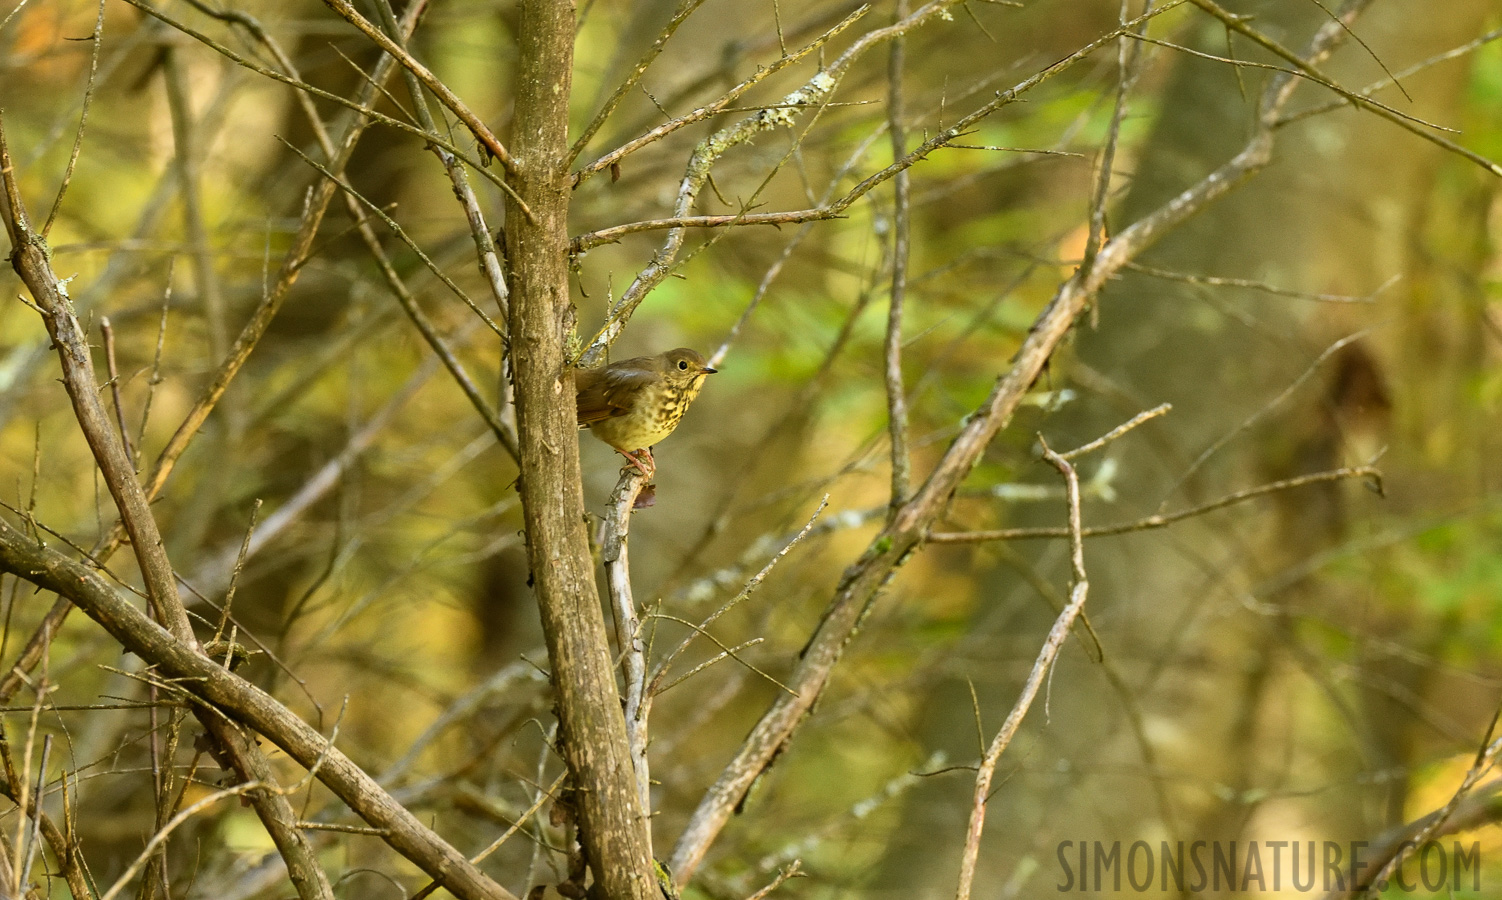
[575,361,655,425]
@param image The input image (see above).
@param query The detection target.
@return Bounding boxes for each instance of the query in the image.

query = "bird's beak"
[702,366,718,374]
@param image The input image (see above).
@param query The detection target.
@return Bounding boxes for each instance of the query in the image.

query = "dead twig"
[599,465,655,824]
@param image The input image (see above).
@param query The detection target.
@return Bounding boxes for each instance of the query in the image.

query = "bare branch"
[1190,0,1502,178]
[649,496,829,696]
[582,0,1189,362]
[1160,329,1376,510]
[572,5,870,187]
[1282,25,1502,126]
[98,317,134,465]
[39,0,105,238]
[99,780,267,900]
[1124,261,1389,302]
[1324,778,1502,899]
[931,465,1381,543]
[0,0,428,703]
[367,0,514,331]
[569,0,711,166]
[198,1,517,462]
[117,0,533,217]
[667,1,1370,883]
[884,0,913,511]
[319,0,518,177]
[599,465,655,822]
[0,518,518,900]
[1060,403,1170,460]
[1,110,190,643]
[954,436,1090,900]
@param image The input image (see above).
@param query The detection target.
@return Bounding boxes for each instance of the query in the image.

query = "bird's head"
[660,348,717,387]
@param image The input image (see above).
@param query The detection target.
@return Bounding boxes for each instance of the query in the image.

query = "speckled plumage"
[575,348,716,473]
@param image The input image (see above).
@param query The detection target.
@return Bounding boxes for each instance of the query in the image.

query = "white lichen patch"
[754,71,839,131]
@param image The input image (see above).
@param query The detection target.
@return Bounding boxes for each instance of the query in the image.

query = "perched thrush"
[575,348,717,476]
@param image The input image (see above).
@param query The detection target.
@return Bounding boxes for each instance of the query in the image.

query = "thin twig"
[367,0,515,446]
[884,0,913,512]
[0,518,518,900]
[648,615,797,697]
[282,142,503,337]
[931,465,1382,543]
[1124,261,1390,302]
[98,780,266,900]
[1281,26,1502,126]
[745,861,804,900]
[98,318,134,465]
[117,0,533,217]
[583,0,1189,361]
[668,1,1373,883]
[1189,0,1502,178]
[17,735,48,894]
[190,355,444,594]
[1160,329,1376,510]
[409,772,568,900]
[133,269,172,471]
[316,0,516,178]
[572,6,870,186]
[1060,403,1170,460]
[599,464,654,822]
[207,0,517,462]
[1,109,192,641]
[162,47,229,366]
[649,496,829,694]
[40,0,105,237]
[954,436,1090,900]
[215,499,261,641]
[1341,711,1502,898]
[568,0,711,166]
[319,0,518,176]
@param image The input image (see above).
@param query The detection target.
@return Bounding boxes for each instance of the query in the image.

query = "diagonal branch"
[1190,0,1502,178]
[666,0,1378,885]
[580,0,967,362]
[568,0,712,167]
[1324,778,1502,899]
[580,0,1189,363]
[0,517,518,900]
[319,0,518,177]
[0,0,430,710]
[190,0,517,462]
[571,5,870,187]
[118,0,534,221]
[0,116,190,651]
[1,114,335,900]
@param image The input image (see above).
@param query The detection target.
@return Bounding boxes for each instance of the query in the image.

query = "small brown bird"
[575,348,717,476]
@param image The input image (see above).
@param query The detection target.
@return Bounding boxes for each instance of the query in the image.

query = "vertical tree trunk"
[503,4,658,899]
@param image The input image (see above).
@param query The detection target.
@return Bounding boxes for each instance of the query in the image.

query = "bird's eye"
[678,360,689,370]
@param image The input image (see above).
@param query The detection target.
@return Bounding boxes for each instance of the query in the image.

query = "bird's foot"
[618,449,656,478]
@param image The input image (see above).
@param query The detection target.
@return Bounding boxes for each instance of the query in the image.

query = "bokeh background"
[3,0,1502,896]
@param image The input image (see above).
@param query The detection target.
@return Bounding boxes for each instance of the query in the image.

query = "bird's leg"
[617,449,654,477]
